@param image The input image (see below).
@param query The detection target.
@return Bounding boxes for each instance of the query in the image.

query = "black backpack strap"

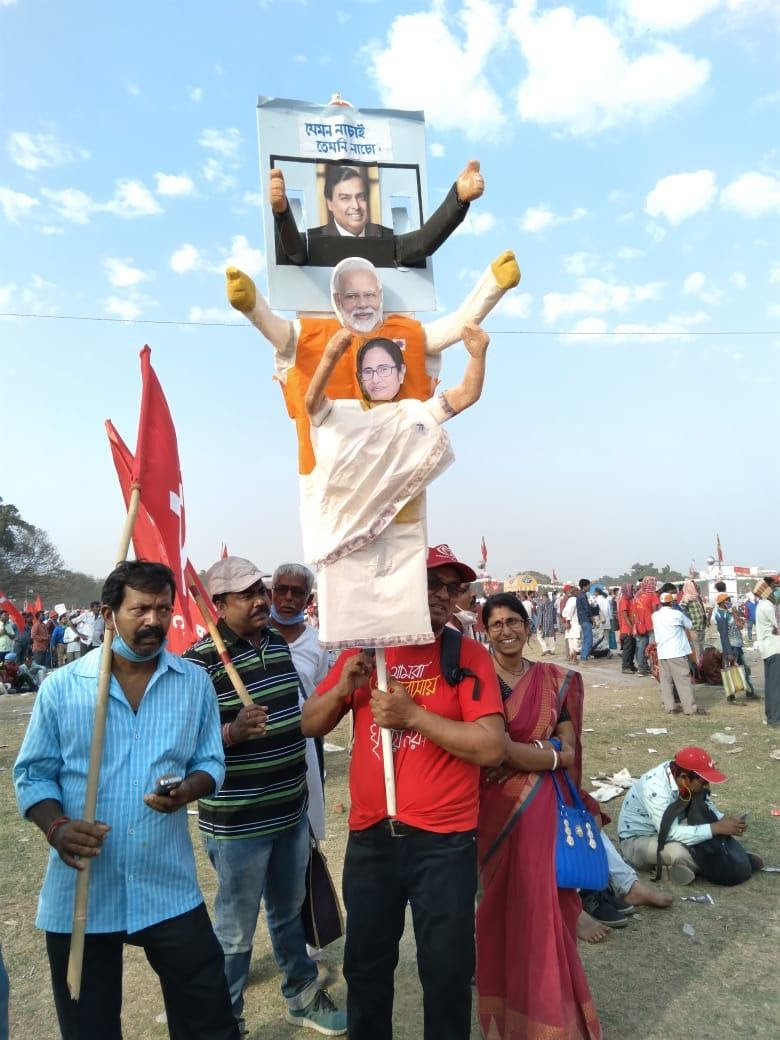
[653,795,690,881]
[440,625,482,700]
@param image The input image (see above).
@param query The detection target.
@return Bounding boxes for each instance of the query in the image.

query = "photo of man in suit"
[271,159,485,269]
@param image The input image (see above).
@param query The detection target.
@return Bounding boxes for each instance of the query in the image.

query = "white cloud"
[199,127,243,159]
[493,292,533,319]
[369,0,507,141]
[154,172,195,197]
[189,306,244,324]
[125,81,141,97]
[7,131,88,171]
[682,271,722,304]
[454,210,497,235]
[293,53,307,63]
[520,204,586,233]
[105,296,142,320]
[41,187,95,223]
[508,1,710,136]
[103,179,162,218]
[683,272,706,295]
[201,157,238,191]
[617,246,645,260]
[563,252,599,276]
[218,234,265,277]
[730,271,747,289]
[170,243,204,274]
[430,143,446,158]
[543,276,664,323]
[242,190,263,208]
[622,0,719,32]
[645,170,716,225]
[0,283,16,312]
[103,258,150,288]
[720,172,780,218]
[0,186,39,223]
[188,86,204,103]
[769,263,780,284]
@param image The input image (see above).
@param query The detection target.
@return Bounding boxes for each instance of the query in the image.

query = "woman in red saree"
[477,593,601,1040]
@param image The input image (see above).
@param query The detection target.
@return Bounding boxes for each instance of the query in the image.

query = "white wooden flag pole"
[374,647,397,817]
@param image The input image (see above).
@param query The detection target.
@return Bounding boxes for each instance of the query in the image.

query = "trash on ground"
[646,728,667,735]
[711,732,737,745]
[647,748,657,754]
[589,783,624,803]
[761,866,780,872]
[682,923,696,938]
[769,749,780,761]
[583,728,594,733]
[681,894,714,905]
[724,747,744,754]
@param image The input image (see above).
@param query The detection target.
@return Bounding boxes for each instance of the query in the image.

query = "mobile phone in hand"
[153,775,183,796]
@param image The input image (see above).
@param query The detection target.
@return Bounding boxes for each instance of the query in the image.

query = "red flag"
[0,590,25,631]
[31,594,43,613]
[105,351,215,654]
[220,542,229,559]
[480,536,487,568]
[716,533,724,563]
[552,568,559,583]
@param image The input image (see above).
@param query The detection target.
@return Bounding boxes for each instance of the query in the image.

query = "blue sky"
[2,0,778,583]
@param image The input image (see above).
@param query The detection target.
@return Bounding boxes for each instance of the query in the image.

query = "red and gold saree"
[476,662,601,1040]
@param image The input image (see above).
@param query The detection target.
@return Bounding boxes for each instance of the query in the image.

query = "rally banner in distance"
[257,95,437,314]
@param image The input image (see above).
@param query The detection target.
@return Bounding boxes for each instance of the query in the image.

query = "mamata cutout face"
[358,344,406,402]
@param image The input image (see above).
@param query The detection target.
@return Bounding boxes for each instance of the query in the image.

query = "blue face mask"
[270,604,306,626]
[111,614,165,662]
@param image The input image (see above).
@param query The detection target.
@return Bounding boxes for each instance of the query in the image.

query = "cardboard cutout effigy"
[239,94,521,645]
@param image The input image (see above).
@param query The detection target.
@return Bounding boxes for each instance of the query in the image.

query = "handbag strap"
[550,769,586,812]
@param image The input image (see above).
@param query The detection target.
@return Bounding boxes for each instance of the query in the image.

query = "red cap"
[674,746,727,783]
[426,543,477,583]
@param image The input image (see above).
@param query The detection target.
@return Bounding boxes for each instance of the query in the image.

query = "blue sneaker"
[285,988,346,1036]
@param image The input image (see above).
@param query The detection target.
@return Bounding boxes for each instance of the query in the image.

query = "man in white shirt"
[755,577,780,727]
[617,747,752,884]
[651,592,707,716]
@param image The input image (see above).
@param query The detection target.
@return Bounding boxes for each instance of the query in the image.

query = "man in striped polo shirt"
[185,556,345,1038]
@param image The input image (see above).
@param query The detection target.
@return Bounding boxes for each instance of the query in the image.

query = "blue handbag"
[551,770,609,890]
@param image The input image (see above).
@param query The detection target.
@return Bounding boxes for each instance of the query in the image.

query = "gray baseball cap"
[205,557,270,597]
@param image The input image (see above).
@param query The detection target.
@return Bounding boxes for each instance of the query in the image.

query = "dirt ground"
[1,637,778,1039]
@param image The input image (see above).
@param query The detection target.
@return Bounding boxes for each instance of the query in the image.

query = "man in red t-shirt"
[302,543,504,1040]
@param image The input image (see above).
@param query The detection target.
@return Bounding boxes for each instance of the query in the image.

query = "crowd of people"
[3,556,774,1040]
[0,604,104,693]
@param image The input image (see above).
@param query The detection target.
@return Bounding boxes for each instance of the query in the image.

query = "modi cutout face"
[357,340,406,402]
[326,172,369,235]
[333,263,383,334]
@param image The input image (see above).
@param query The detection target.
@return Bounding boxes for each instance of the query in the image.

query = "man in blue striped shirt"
[14,560,238,1040]
[185,556,346,1038]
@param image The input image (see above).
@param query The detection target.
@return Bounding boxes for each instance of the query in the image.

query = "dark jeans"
[32,650,48,667]
[343,823,477,1040]
[635,633,650,674]
[46,903,239,1040]
[621,634,636,671]
[579,620,593,661]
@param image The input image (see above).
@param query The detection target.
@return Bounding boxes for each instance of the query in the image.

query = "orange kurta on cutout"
[282,315,434,474]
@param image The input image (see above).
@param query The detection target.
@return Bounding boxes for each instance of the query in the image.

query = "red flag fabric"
[0,590,25,631]
[552,569,559,583]
[220,543,229,560]
[31,594,43,613]
[716,533,724,563]
[480,536,487,567]
[105,351,215,654]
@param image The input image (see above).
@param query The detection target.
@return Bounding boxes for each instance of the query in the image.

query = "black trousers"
[46,903,239,1040]
[621,634,636,671]
[342,823,477,1040]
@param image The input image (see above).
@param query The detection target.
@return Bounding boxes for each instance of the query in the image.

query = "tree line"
[0,498,102,607]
